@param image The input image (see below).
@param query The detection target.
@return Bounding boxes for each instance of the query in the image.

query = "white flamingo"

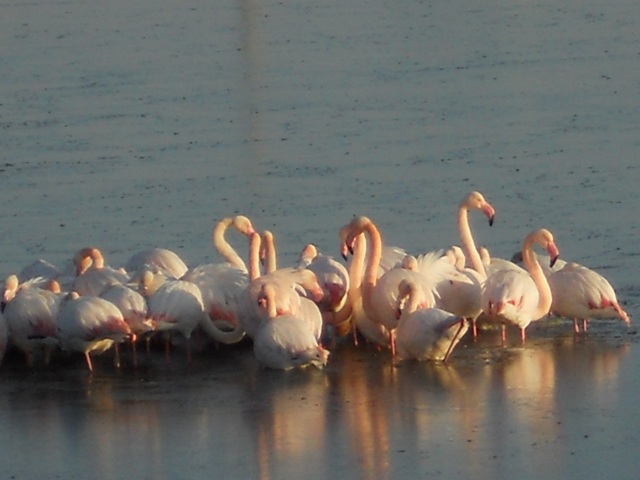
[57,292,134,372]
[180,215,255,343]
[3,275,61,366]
[238,232,324,338]
[394,278,468,363]
[252,282,330,370]
[481,228,560,344]
[72,247,129,296]
[125,247,188,280]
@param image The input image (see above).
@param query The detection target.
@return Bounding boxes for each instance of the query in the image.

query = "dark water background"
[1,0,639,478]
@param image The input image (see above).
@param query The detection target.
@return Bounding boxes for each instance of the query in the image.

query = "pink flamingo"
[340,216,437,355]
[481,228,560,345]
[547,261,630,333]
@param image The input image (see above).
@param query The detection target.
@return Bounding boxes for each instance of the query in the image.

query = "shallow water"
[1,0,639,478]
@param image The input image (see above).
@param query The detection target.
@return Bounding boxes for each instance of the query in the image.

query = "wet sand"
[1,0,640,478]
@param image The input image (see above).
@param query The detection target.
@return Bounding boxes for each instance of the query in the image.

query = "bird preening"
[0,193,630,372]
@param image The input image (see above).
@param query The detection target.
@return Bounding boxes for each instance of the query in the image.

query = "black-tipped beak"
[488,215,495,227]
[550,254,559,268]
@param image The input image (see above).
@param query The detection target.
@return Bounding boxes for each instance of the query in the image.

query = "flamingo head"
[233,215,255,237]
[462,191,495,226]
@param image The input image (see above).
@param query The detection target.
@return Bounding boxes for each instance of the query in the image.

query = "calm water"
[1,0,639,478]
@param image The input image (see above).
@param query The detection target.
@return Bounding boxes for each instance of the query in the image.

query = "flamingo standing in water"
[547,261,630,333]
[99,282,155,364]
[181,215,255,344]
[252,282,330,370]
[57,292,134,372]
[481,228,560,345]
[72,247,129,296]
[340,216,437,355]
[427,191,496,338]
[3,275,62,366]
[238,232,324,339]
[394,279,468,363]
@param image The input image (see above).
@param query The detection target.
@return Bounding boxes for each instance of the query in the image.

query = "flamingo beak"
[547,241,560,268]
[482,203,496,227]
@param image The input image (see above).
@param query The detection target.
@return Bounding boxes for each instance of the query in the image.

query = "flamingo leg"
[573,318,580,334]
[520,327,526,344]
[131,339,138,367]
[443,320,466,363]
[114,343,121,368]
[501,325,507,346]
[471,318,478,340]
[84,352,94,372]
[389,330,396,357]
[582,319,588,333]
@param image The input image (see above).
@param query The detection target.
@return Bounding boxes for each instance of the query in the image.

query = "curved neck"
[458,205,486,278]
[199,315,246,343]
[213,217,247,271]
[398,283,420,324]
[360,221,382,324]
[331,235,366,325]
[522,238,553,320]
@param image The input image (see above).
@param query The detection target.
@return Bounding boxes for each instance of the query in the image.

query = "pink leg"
[84,352,94,372]
[501,325,507,346]
[389,330,396,357]
[443,320,465,363]
[583,319,588,333]
[520,327,526,344]
[573,319,580,334]
[471,319,478,340]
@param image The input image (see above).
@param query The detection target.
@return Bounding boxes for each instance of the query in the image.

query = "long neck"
[458,205,486,278]
[248,233,262,281]
[360,221,382,324]
[522,238,553,320]
[213,217,247,271]
[263,232,277,274]
[331,235,366,325]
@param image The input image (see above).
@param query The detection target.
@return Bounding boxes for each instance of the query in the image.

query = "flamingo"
[99,282,155,363]
[298,243,350,315]
[125,247,188,280]
[2,275,61,366]
[252,282,330,370]
[481,228,560,345]
[426,191,496,338]
[394,278,468,363]
[180,215,256,344]
[56,292,134,372]
[547,261,630,333]
[141,270,207,359]
[340,216,437,355]
[237,232,324,339]
[72,247,129,296]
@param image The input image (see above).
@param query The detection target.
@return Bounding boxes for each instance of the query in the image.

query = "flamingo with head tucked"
[252,282,330,370]
[72,247,129,297]
[57,292,134,372]
[394,278,468,363]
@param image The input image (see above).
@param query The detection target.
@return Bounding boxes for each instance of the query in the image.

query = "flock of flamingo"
[0,191,631,372]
